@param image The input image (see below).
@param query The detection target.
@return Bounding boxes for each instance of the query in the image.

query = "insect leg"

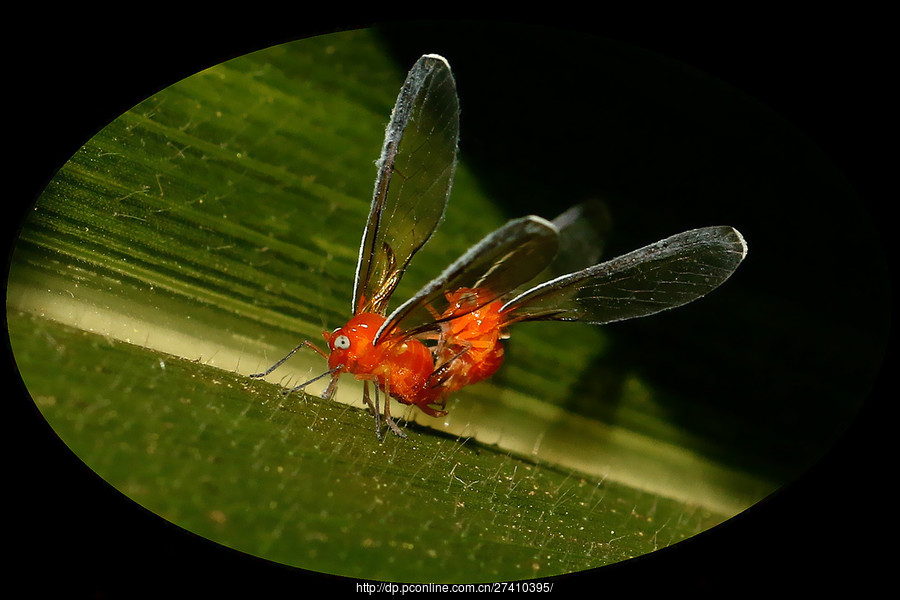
[284,365,341,395]
[381,387,408,439]
[321,371,341,400]
[425,302,441,319]
[249,340,328,378]
[360,379,376,413]
[363,381,382,442]
[364,381,383,441]
[429,342,472,386]
[373,377,407,439]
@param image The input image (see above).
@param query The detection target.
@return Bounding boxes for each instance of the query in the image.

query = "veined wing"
[353,54,460,316]
[501,226,748,325]
[375,216,559,342]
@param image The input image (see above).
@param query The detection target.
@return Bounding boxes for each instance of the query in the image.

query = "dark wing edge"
[501,225,748,325]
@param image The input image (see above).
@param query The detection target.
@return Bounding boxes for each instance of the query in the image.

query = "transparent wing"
[353,54,460,316]
[501,226,748,325]
[549,199,611,275]
[515,200,612,295]
[376,216,559,342]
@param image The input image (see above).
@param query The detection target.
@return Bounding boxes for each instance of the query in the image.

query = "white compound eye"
[333,334,351,350]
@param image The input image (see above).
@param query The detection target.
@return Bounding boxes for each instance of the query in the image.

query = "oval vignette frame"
[8,22,890,587]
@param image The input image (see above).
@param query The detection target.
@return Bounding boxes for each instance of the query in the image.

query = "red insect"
[250,55,748,439]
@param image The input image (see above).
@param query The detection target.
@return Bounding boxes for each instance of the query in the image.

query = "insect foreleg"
[285,365,341,395]
[321,371,341,400]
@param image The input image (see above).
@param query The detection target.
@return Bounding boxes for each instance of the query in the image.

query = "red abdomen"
[435,288,507,392]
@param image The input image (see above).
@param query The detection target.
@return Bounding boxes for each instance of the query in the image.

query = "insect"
[250,54,748,440]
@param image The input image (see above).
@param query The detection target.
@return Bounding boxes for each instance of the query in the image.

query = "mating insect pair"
[250,54,748,440]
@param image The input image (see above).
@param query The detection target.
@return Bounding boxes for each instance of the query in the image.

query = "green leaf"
[9,29,772,581]
[9,311,732,581]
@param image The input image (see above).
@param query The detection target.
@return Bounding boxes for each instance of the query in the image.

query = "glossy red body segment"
[434,288,507,391]
[324,313,438,410]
